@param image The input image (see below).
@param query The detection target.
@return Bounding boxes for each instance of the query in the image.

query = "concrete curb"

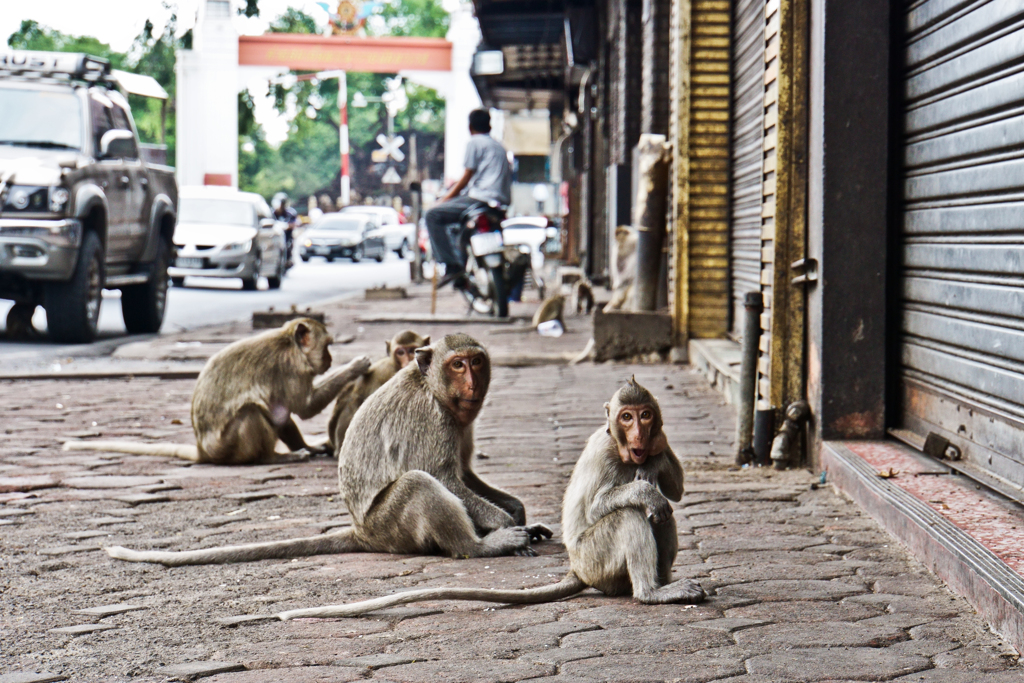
[823,441,1024,654]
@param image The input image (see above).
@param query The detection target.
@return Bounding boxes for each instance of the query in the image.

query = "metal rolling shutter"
[900,1,1024,492]
[728,0,765,334]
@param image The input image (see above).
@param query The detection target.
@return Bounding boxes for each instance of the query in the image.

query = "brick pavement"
[2,357,1021,682]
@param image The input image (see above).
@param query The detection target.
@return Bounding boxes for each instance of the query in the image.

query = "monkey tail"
[63,439,200,462]
[105,528,365,567]
[276,572,587,620]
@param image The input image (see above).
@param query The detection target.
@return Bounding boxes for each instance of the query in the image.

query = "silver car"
[169,187,287,291]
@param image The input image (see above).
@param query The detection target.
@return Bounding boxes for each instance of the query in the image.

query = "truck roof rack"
[0,50,111,82]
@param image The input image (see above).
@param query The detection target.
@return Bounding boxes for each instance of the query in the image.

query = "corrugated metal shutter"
[728,0,765,335]
[899,1,1024,492]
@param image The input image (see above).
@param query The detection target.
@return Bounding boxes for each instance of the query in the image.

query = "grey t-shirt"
[464,133,512,205]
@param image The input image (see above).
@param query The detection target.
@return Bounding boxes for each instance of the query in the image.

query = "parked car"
[340,205,414,257]
[169,186,287,291]
[299,213,386,263]
[0,51,178,343]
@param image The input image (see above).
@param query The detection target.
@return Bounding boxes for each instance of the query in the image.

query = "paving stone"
[61,530,110,540]
[0,674,68,683]
[725,599,882,623]
[112,492,171,505]
[690,617,770,633]
[83,516,136,526]
[332,654,416,669]
[716,579,867,602]
[886,638,961,657]
[560,650,746,683]
[0,475,58,492]
[524,647,603,665]
[203,515,252,528]
[711,561,858,582]
[734,620,908,650]
[746,647,931,681]
[61,475,164,489]
[0,508,35,517]
[215,615,277,626]
[134,482,182,493]
[873,575,946,597]
[71,603,146,617]
[155,661,245,679]
[932,645,1020,671]
[369,659,553,683]
[891,670,1024,682]
[0,518,18,526]
[203,666,364,682]
[844,593,963,618]
[908,617,993,644]
[561,623,733,655]
[37,545,101,556]
[698,535,827,554]
[223,491,277,502]
[48,623,120,635]
[567,603,724,628]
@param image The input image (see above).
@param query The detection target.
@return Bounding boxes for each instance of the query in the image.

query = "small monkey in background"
[606,225,637,311]
[531,294,565,328]
[65,319,371,464]
[268,377,704,621]
[104,334,549,566]
[328,329,429,449]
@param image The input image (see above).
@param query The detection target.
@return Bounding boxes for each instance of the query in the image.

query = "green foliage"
[239,0,260,18]
[7,19,126,68]
[240,2,449,203]
[370,0,449,38]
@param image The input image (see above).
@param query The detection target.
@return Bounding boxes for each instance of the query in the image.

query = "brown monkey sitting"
[64,319,371,464]
[265,377,705,620]
[104,334,550,565]
[327,329,428,449]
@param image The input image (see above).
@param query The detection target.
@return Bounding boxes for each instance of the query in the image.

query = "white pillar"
[175,0,239,188]
[444,2,482,185]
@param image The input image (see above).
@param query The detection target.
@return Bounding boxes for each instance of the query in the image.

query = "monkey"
[531,294,565,328]
[64,318,372,465]
[605,225,637,311]
[253,377,705,621]
[103,334,551,566]
[572,279,595,316]
[327,329,429,449]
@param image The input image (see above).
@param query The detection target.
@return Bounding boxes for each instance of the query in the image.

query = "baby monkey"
[271,377,704,620]
[328,329,428,449]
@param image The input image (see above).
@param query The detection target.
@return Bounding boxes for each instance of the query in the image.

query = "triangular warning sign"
[381,166,402,184]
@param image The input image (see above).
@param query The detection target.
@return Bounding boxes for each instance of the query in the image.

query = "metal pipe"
[736,291,763,465]
[753,408,775,466]
[771,400,810,469]
[632,134,670,310]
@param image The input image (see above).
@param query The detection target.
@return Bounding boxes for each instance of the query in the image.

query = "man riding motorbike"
[273,194,299,269]
[426,109,512,290]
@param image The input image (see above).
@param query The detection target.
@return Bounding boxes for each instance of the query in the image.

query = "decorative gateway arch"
[175,0,481,194]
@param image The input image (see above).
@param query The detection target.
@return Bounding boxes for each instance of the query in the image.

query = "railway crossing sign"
[376,133,405,162]
[381,166,402,184]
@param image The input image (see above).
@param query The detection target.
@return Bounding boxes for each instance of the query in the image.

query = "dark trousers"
[425,195,482,273]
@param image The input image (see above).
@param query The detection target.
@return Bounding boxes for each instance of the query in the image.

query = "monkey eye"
[396,349,405,356]
[641,410,652,420]
[621,412,633,422]
[471,356,483,367]
[452,359,465,370]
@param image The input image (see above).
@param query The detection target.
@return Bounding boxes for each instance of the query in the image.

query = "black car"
[299,213,387,263]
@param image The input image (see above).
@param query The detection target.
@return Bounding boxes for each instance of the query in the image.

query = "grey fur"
[259,379,703,620]
[104,334,547,567]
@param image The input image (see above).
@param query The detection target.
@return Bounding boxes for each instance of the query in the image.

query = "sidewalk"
[1,286,1021,682]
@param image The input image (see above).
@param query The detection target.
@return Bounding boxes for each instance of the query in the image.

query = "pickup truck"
[0,51,177,343]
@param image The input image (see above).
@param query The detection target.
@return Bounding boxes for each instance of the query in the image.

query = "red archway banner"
[238,34,451,72]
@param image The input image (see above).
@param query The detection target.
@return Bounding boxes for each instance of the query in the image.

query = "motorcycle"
[456,202,532,318]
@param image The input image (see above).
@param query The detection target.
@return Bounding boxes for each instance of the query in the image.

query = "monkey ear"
[385,340,392,356]
[294,322,311,351]
[414,346,433,375]
[604,402,611,418]
[422,336,430,346]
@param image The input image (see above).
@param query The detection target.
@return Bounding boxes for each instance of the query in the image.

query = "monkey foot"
[637,579,706,605]
[525,523,553,542]
[479,526,534,557]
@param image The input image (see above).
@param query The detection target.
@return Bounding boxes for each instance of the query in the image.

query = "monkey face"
[393,346,417,369]
[615,404,657,465]
[444,351,488,424]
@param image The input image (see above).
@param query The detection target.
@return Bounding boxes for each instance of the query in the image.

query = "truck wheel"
[267,257,284,290]
[397,240,410,259]
[121,239,170,334]
[351,246,363,263]
[171,276,185,287]
[46,231,104,343]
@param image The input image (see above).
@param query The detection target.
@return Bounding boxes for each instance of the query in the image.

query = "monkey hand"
[348,355,373,375]
[644,494,673,525]
[524,523,553,542]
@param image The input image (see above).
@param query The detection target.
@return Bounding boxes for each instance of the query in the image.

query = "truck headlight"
[3,186,48,212]
[50,187,70,213]
[221,240,252,254]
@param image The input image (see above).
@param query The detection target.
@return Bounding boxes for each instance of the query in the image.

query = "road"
[0,254,412,365]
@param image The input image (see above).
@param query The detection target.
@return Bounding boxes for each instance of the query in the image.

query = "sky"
[0,0,352,144]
